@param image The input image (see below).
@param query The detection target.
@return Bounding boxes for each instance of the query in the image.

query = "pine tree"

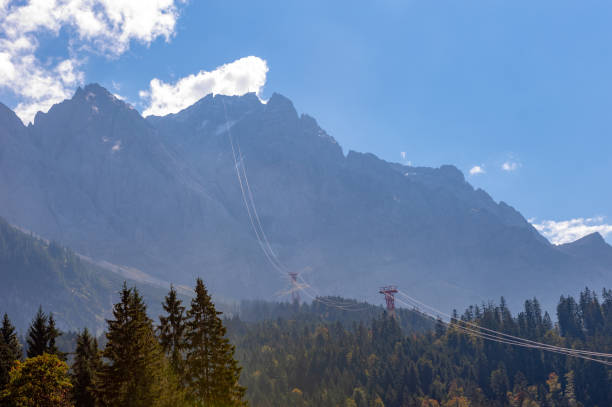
[0,314,21,359]
[47,313,65,360]
[26,307,65,360]
[95,283,185,407]
[184,278,246,406]
[27,306,49,358]
[158,285,186,375]
[71,328,101,407]
[0,313,22,389]
[434,317,446,337]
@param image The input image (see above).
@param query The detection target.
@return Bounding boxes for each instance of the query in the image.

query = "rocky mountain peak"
[564,232,608,248]
[1,86,610,314]
[0,102,26,132]
[265,92,298,118]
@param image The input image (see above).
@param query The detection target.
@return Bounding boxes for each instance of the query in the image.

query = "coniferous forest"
[0,282,611,406]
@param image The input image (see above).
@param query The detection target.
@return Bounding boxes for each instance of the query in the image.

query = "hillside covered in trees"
[0,216,177,332]
[1,283,611,406]
[0,280,246,406]
[227,288,612,407]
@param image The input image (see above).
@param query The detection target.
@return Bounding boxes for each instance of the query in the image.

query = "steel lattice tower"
[379,285,399,317]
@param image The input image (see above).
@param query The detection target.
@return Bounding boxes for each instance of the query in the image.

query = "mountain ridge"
[0,84,609,312]
[0,216,176,333]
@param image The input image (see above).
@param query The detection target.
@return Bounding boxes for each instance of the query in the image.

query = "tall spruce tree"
[95,283,185,407]
[184,278,246,406]
[0,313,22,390]
[158,285,186,375]
[26,307,64,359]
[71,328,101,407]
[0,314,21,359]
[47,314,65,360]
[27,306,49,358]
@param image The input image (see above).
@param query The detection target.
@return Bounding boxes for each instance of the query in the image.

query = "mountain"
[0,216,179,333]
[0,84,609,313]
[558,232,612,270]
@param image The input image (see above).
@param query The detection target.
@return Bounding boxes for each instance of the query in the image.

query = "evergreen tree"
[557,296,583,338]
[490,364,510,401]
[157,285,186,375]
[95,283,185,407]
[27,306,49,358]
[434,317,446,338]
[0,314,21,359]
[71,328,101,407]
[0,313,22,390]
[25,307,64,360]
[47,314,65,360]
[184,278,246,406]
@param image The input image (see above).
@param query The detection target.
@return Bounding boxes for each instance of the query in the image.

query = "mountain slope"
[0,85,609,312]
[558,232,612,273]
[0,216,173,333]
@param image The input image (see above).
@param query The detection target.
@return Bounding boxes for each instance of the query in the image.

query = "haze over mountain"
[0,84,610,313]
[0,216,175,333]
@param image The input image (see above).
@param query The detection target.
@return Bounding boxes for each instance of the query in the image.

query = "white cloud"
[502,161,520,171]
[469,165,485,175]
[140,56,269,117]
[531,217,612,244]
[0,0,185,124]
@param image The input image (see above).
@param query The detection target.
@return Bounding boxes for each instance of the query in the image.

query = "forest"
[227,288,612,406]
[0,284,611,406]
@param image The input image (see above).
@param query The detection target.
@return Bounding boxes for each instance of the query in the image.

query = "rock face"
[0,84,609,312]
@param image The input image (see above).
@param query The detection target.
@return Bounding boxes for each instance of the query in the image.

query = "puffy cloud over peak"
[0,0,186,124]
[140,56,269,117]
[531,217,612,244]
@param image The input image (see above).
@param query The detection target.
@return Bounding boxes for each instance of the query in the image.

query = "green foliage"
[0,353,72,407]
[227,287,611,407]
[238,298,433,334]
[0,313,22,390]
[94,283,185,407]
[184,278,246,406]
[71,328,100,407]
[0,216,173,333]
[4,282,611,407]
[46,314,65,360]
[157,285,186,376]
[26,307,48,358]
[26,307,64,359]
[0,314,21,358]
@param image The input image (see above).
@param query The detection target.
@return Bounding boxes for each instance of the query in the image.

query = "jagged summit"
[266,92,297,115]
[557,232,612,272]
[32,83,138,129]
[148,91,263,121]
[571,231,607,245]
[560,232,610,250]
[0,86,610,313]
[75,82,115,98]
[0,102,25,131]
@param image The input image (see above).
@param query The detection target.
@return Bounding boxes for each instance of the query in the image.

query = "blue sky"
[1,0,611,243]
